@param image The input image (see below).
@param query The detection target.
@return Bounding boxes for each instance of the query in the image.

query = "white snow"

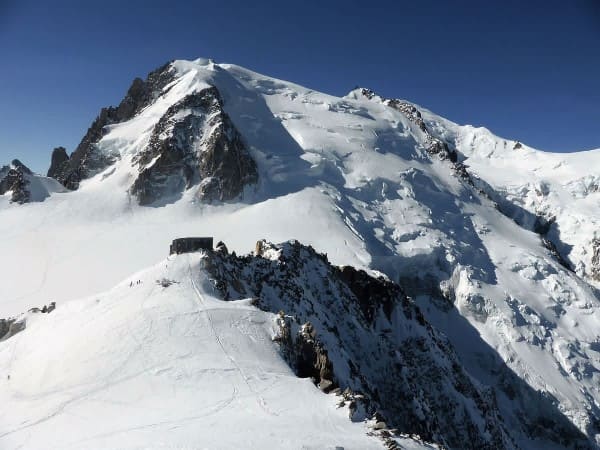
[420,110,600,287]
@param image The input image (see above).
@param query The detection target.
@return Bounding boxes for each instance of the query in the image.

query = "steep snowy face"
[420,109,600,288]
[348,90,600,445]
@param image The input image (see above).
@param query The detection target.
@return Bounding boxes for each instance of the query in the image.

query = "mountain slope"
[1,58,599,447]
[0,251,385,449]
[420,109,600,287]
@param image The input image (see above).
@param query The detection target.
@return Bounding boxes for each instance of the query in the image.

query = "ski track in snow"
[187,255,276,418]
[0,254,383,449]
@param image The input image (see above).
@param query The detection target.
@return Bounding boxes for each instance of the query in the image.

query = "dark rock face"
[215,240,228,255]
[591,238,600,282]
[47,61,257,204]
[365,89,581,282]
[542,237,573,271]
[336,265,397,323]
[130,86,258,205]
[47,146,69,179]
[274,316,336,392]
[49,62,176,190]
[0,160,32,204]
[115,61,175,119]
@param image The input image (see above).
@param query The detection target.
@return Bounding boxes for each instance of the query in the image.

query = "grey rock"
[360,89,462,171]
[215,240,229,255]
[201,239,594,449]
[1,302,56,342]
[46,61,257,205]
[591,238,600,282]
[385,97,458,163]
[274,316,337,392]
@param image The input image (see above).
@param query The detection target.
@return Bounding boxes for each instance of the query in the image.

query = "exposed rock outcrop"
[10,159,32,175]
[362,88,579,280]
[386,98,455,160]
[0,160,32,204]
[274,315,336,392]
[591,238,600,282]
[48,61,258,205]
[0,317,25,341]
[130,86,258,205]
[47,146,69,179]
[1,302,56,342]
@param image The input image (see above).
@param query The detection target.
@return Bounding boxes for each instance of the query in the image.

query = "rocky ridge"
[48,62,176,189]
[202,240,591,449]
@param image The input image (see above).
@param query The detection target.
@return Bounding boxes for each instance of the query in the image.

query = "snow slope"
[1,58,599,447]
[0,252,383,449]
[421,110,600,285]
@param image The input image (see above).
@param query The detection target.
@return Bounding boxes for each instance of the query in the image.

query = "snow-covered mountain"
[1,58,599,449]
[420,110,600,287]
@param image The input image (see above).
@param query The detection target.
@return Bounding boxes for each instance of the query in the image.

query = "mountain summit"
[1,58,600,448]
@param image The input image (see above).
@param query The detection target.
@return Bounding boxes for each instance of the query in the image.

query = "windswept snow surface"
[420,109,600,285]
[0,253,382,449]
[1,58,600,446]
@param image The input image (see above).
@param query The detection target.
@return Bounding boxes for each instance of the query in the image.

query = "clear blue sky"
[1,0,598,172]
